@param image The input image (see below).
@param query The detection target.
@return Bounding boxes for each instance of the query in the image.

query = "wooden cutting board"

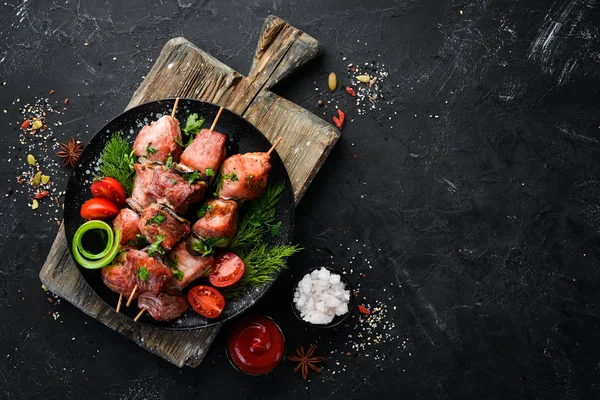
[39,15,339,368]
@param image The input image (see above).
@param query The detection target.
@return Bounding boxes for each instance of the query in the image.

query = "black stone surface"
[1,0,600,399]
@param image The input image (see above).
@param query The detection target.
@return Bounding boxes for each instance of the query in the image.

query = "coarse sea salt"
[293,267,350,325]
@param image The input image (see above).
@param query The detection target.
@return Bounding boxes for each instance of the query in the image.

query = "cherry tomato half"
[91,177,126,208]
[80,198,119,220]
[209,252,245,288]
[187,285,225,319]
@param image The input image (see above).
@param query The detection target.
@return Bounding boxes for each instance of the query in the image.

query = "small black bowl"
[291,266,354,329]
[225,315,286,376]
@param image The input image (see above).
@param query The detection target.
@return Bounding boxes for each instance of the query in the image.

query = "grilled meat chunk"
[165,241,214,291]
[133,115,182,163]
[113,208,142,248]
[178,129,227,177]
[218,152,271,201]
[137,292,189,321]
[101,250,172,297]
[192,199,238,244]
[128,163,206,214]
[139,204,190,252]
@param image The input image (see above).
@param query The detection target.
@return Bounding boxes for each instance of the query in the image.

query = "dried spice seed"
[35,191,49,199]
[31,199,39,210]
[64,98,69,105]
[31,119,43,130]
[32,171,42,186]
[328,72,337,92]
[27,154,36,165]
[57,137,83,167]
[357,75,371,83]
[49,90,55,95]
[345,87,357,97]
[317,99,323,106]
[41,175,50,185]
[21,120,31,130]
[288,345,325,380]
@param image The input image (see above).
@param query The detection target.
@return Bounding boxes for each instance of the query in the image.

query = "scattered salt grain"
[293,268,350,325]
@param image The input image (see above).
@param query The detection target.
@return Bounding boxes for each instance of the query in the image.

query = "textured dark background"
[1,0,600,399]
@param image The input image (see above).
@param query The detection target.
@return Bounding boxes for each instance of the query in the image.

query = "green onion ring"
[75,221,114,260]
[72,220,122,269]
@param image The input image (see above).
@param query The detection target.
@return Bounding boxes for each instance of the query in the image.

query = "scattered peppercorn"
[317,99,323,106]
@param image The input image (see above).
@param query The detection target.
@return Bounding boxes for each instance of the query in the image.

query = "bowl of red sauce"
[226,315,286,376]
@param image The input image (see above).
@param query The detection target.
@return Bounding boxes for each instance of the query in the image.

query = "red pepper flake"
[345,87,357,97]
[358,305,371,315]
[332,109,345,130]
[35,191,49,199]
[21,120,31,130]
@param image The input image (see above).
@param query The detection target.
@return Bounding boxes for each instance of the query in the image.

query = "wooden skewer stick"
[267,137,283,155]
[116,294,123,313]
[171,97,180,119]
[134,308,145,322]
[209,106,224,131]
[126,284,138,307]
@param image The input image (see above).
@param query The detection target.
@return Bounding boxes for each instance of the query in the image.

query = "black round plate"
[64,99,294,330]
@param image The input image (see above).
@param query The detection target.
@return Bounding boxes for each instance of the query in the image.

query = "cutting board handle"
[248,15,321,91]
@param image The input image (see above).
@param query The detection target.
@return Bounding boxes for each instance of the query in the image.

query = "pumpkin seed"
[27,154,36,165]
[357,75,371,83]
[41,175,50,185]
[31,199,39,210]
[328,72,337,92]
[31,119,43,130]
[32,171,42,186]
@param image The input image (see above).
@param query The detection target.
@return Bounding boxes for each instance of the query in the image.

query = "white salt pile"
[293,267,350,325]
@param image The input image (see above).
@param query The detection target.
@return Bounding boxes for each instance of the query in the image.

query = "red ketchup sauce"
[227,316,285,375]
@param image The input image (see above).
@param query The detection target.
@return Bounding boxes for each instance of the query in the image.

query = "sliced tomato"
[209,252,245,288]
[80,198,119,220]
[188,285,225,318]
[91,177,126,208]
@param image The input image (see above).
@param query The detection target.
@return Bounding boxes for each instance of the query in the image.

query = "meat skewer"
[134,309,145,322]
[171,97,180,120]
[126,284,138,307]
[209,106,224,131]
[116,294,123,313]
[217,137,282,201]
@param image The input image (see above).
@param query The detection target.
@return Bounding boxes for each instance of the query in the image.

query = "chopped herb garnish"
[174,137,184,146]
[146,142,157,155]
[172,269,184,281]
[246,174,254,188]
[137,266,149,282]
[128,234,146,247]
[182,114,205,147]
[270,221,282,235]
[167,257,178,269]
[197,203,214,219]
[164,153,173,169]
[191,236,229,257]
[205,168,214,177]
[185,171,200,184]
[148,234,165,256]
[146,214,166,226]
[169,178,177,184]
[224,171,238,182]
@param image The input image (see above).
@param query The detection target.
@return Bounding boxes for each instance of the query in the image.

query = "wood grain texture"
[40,15,340,368]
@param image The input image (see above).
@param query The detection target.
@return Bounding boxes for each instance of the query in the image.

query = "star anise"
[288,344,325,380]
[56,137,83,167]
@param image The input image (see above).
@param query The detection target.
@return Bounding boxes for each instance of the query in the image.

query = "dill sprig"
[98,133,136,196]
[221,244,301,299]
[221,182,300,299]
[230,182,285,250]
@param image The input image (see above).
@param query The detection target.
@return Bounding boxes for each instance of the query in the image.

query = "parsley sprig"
[146,214,166,226]
[148,234,165,256]
[190,236,229,257]
[182,113,205,147]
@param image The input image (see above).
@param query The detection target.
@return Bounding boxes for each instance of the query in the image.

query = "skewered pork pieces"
[113,208,142,247]
[129,164,207,214]
[165,241,215,291]
[192,199,238,243]
[218,152,271,201]
[139,204,191,252]
[133,115,182,163]
[178,129,227,177]
[101,250,173,298]
[137,292,189,321]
